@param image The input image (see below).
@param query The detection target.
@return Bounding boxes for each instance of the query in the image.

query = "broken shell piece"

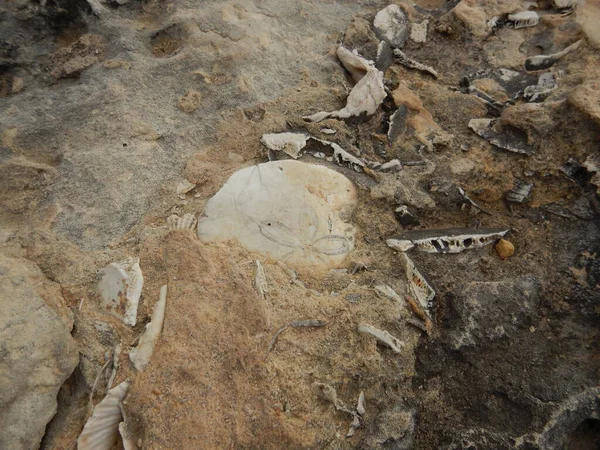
[321,128,336,135]
[380,159,402,172]
[336,46,372,82]
[387,228,509,253]
[393,49,438,78]
[197,161,357,267]
[167,213,197,231]
[98,258,144,326]
[347,414,361,438]
[525,40,582,71]
[358,324,404,353]
[313,382,352,414]
[375,285,403,306]
[77,381,130,450]
[376,40,394,72]
[312,138,365,171]
[254,260,268,299]
[507,11,539,28]
[399,253,435,311]
[176,180,196,199]
[260,132,310,159]
[395,205,420,227]
[506,179,533,203]
[410,20,428,43]
[129,285,167,371]
[304,47,385,122]
[583,154,600,195]
[357,391,366,416]
[118,404,136,450]
[524,72,557,103]
[373,4,409,48]
[469,118,534,155]
[106,342,121,392]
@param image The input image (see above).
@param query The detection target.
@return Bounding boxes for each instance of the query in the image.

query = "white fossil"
[387,228,509,253]
[410,20,428,43]
[357,391,366,416]
[260,132,310,159]
[167,213,197,231]
[508,11,539,28]
[98,258,144,326]
[399,253,435,311]
[129,285,167,371]
[393,49,438,78]
[77,381,130,450]
[118,403,136,450]
[375,284,404,307]
[176,179,196,199]
[358,324,404,353]
[304,47,385,122]
[254,260,268,299]
[197,161,357,267]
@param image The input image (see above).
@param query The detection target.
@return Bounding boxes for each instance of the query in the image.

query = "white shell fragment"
[167,213,197,231]
[77,381,130,450]
[129,285,167,371]
[410,20,429,43]
[313,138,365,171]
[304,47,385,123]
[387,228,509,253]
[373,4,408,48]
[399,253,435,311]
[118,404,136,450]
[336,46,372,82]
[254,260,268,299]
[98,258,144,326]
[525,39,582,71]
[197,160,357,267]
[260,132,310,159]
[393,49,438,78]
[375,284,404,307]
[358,324,404,353]
[176,180,196,199]
[507,11,539,28]
[357,391,366,416]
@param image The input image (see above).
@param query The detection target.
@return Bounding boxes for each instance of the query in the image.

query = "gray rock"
[0,254,79,450]
[448,277,540,349]
[373,5,408,49]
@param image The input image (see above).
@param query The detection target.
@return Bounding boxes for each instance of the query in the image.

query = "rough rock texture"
[0,253,79,450]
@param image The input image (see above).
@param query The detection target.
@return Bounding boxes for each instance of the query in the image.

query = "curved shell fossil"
[77,381,130,450]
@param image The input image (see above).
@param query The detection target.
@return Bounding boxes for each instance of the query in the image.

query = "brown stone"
[495,239,515,260]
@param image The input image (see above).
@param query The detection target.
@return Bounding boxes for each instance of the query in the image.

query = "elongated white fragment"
[130,285,167,371]
[358,324,404,353]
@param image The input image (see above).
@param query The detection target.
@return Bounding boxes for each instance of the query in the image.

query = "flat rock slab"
[0,254,79,450]
[198,160,357,267]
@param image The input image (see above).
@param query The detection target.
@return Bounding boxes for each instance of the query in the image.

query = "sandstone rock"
[451,0,522,37]
[569,80,600,126]
[495,238,515,260]
[0,253,79,450]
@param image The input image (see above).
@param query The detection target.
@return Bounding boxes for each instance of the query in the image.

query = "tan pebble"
[495,239,515,260]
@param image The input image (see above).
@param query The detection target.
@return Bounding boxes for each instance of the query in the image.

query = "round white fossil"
[197,160,357,267]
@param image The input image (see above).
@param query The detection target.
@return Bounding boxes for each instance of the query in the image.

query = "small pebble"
[495,239,515,260]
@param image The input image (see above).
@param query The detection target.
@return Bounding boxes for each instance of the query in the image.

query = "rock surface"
[0,253,79,450]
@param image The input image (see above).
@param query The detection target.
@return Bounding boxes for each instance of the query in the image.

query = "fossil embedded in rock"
[525,40,582,71]
[399,253,435,311]
[167,213,197,231]
[197,160,357,267]
[358,324,404,353]
[98,258,144,326]
[387,228,509,253]
[129,285,167,371]
[78,381,130,450]
[303,47,385,122]
[393,49,438,78]
[507,11,539,28]
[506,179,533,203]
[260,132,310,159]
[469,118,534,155]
